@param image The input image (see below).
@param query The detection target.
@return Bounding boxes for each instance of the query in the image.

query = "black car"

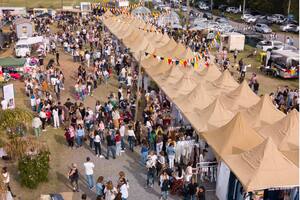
[203,12,213,20]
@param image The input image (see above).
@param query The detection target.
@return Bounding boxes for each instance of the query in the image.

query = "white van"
[15,40,30,57]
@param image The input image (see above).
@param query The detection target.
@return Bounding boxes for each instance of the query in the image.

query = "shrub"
[18,151,50,189]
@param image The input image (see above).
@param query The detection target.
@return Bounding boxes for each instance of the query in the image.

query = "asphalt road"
[191,8,299,48]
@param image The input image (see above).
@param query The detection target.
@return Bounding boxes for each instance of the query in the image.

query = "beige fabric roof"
[145,61,172,78]
[141,56,160,69]
[160,66,184,87]
[202,112,264,156]
[206,70,239,95]
[223,137,299,192]
[165,69,200,99]
[153,38,178,56]
[258,109,299,151]
[221,81,260,111]
[175,81,214,113]
[188,97,235,132]
[242,95,286,128]
[282,150,299,167]
[197,64,221,82]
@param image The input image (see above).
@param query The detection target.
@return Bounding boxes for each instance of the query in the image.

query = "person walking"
[127,125,136,152]
[104,181,117,200]
[2,167,15,197]
[56,51,60,66]
[96,176,105,199]
[119,177,129,200]
[160,171,170,200]
[39,108,47,131]
[53,106,60,128]
[106,131,116,159]
[140,140,149,165]
[68,163,79,192]
[94,131,104,158]
[115,131,122,156]
[119,123,126,151]
[188,178,198,200]
[76,125,85,147]
[83,157,95,190]
[146,151,157,188]
[166,142,176,169]
[32,115,42,137]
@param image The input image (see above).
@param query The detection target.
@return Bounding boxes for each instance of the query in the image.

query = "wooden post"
[134,51,142,123]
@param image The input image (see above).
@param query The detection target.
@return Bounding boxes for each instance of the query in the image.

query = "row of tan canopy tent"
[101,11,299,192]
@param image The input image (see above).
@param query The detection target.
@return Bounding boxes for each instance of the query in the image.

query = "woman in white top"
[104,181,117,200]
[185,162,193,182]
[119,178,129,200]
[127,125,136,152]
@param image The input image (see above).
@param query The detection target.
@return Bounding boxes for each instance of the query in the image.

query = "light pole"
[242,0,245,16]
[287,0,291,15]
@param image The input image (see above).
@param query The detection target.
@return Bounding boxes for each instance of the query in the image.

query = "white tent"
[132,6,151,16]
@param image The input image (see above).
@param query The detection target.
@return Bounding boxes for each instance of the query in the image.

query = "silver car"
[254,23,272,33]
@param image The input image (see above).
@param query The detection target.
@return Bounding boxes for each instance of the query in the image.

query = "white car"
[254,23,272,33]
[280,24,299,32]
[241,14,253,20]
[267,14,286,24]
[256,40,284,51]
[199,2,209,10]
[15,41,31,58]
[226,7,240,13]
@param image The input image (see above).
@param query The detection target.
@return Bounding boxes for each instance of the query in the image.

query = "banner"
[3,84,15,109]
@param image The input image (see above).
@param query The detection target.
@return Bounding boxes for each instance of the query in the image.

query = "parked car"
[226,7,240,13]
[256,16,273,25]
[245,15,259,23]
[254,23,272,33]
[199,2,209,10]
[267,14,286,24]
[256,40,284,51]
[241,14,253,21]
[203,12,213,20]
[215,17,228,24]
[280,24,299,33]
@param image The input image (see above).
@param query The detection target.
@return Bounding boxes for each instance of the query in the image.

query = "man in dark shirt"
[188,178,198,200]
[64,98,73,110]
[106,132,116,160]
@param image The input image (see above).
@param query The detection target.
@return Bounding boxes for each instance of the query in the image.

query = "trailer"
[221,32,245,51]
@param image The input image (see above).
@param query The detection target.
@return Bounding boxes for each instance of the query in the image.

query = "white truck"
[15,36,45,58]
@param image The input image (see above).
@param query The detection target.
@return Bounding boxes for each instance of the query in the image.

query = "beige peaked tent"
[153,38,178,56]
[141,56,160,69]
[202,113,264,157]
[197,64,221,82]
[282,150,299,167]
[165,69,200,99]
[145,61,172,78]
[205,70,239,95]
[223,137,299,192]
[175,81,215,113]
[159,65,185,87]
[258,109,299,151]
[188,97,235,132]
[221,81,260,112]
[242,95,286,128]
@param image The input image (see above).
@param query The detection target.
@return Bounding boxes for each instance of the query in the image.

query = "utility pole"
[287,0,291,15]
[242,0,245,16]
[134,51,142,123]
[186,0,190,28]
[210,0,213,11]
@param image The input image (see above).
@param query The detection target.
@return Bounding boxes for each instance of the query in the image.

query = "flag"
[167,58,172,64]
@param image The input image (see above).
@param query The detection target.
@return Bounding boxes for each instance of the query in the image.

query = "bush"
[18,151,50,189]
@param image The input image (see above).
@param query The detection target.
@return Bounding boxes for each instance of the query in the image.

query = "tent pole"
[134,51,142,123]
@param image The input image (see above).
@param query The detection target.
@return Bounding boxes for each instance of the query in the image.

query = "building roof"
[14,18,31,26]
